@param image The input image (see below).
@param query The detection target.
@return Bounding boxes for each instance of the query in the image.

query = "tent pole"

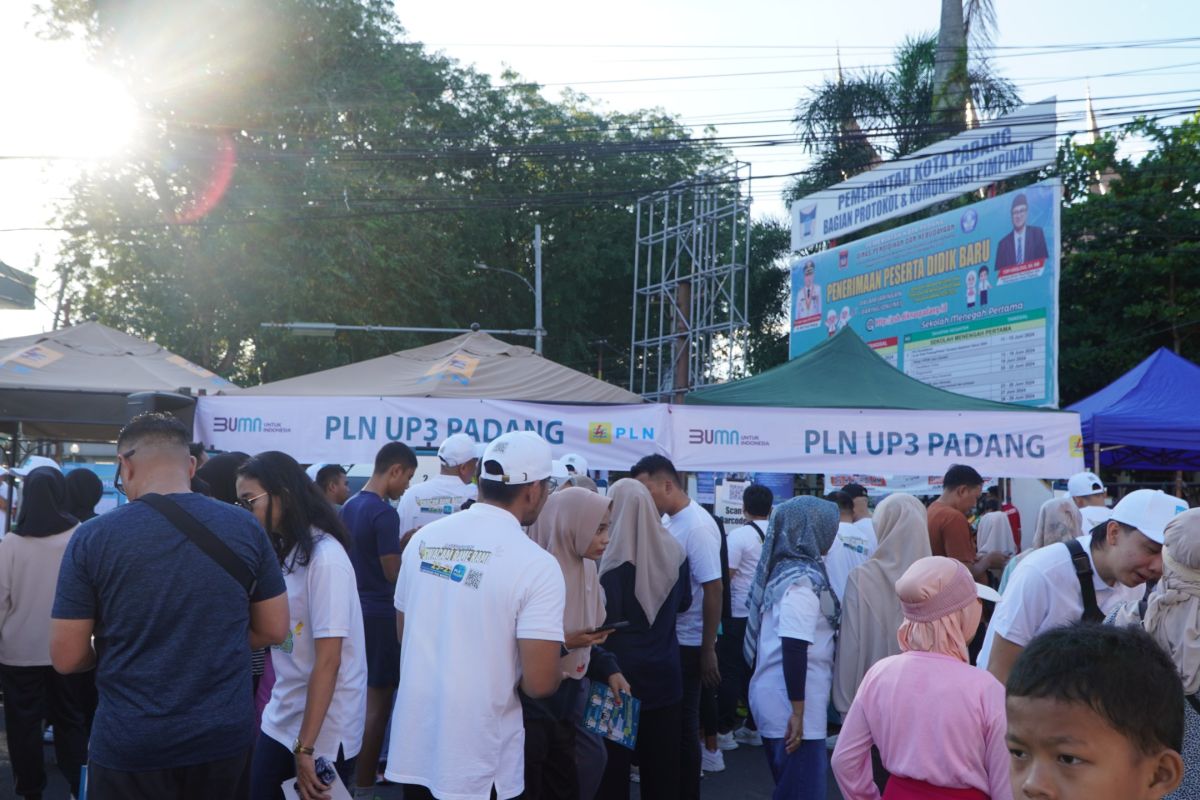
[1092,443,1100,474]
[1176,470,1184,499]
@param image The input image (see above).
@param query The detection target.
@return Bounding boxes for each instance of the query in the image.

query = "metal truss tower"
[629,162,752,402]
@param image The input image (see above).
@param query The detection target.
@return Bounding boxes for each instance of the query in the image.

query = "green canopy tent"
[686,327,1042,412]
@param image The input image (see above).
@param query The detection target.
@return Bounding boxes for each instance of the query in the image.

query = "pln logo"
[1069,435,1084,459]
[796,204,818,237]
[588,422,613,445]
[838,250,849,270]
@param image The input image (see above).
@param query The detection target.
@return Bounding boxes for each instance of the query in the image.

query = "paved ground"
[0,712,839,799]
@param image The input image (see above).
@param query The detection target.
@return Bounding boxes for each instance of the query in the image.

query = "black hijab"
[195,451,251,506]
[65,468,104,522]
[16,467,77,537]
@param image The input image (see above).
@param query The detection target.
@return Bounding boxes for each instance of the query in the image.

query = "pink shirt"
[831,651,1012,800]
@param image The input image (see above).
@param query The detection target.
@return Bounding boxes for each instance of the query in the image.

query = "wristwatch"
[292,738,314,756]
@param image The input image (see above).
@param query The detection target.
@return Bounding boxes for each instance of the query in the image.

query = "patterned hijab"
[744,496,840,665]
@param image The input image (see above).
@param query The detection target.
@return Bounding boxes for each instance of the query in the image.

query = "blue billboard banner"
[790,179,1061,407]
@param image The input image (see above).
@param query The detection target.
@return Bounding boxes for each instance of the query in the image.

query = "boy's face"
[1006,696,1183,800]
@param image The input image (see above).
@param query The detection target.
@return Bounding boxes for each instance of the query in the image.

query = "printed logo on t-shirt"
[420,561,456,580]
[418,542,493,565]
[276,621,303,654]
[419,560,485,590]
[839,536,869,555]
[417,496,458,516]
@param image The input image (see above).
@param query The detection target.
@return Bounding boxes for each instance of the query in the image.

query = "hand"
[294,753,332,800]
[564,629,610,650]
[700,645,721,689]
[980,550,1010,570]
[784,711,804,754]
[608,672,632,705]
[399,527,420,554]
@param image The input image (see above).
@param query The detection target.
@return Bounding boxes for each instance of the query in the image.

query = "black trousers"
[87,748,250,800]
[678,646,705,798]
[595,701,682,800]
[524,717,580,800]
[403,784,516,799]
[0,663,90,799]
[716,617,752,733]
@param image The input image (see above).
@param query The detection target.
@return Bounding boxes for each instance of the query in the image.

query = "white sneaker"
[701,747,726,773]
[733,726,763,746]
[630,765,640,783]
[716,731,738,751]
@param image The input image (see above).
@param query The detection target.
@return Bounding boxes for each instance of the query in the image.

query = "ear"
[1147,748,1184,799]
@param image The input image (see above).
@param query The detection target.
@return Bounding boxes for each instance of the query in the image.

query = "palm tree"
[787,33,1019,202]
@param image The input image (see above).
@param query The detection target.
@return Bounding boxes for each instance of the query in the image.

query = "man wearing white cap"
[980,488,1188,683]
[559,453,589,478]
[1068,470,1113,532]
[395,433,481,535]
[386,431,565,800]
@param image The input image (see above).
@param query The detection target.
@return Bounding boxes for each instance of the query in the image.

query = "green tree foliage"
[788,34,1020,202]
[43,0,729,386]
[745,219,794,375]
[1055,114,1200,404]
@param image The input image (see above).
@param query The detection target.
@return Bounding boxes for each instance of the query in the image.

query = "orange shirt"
[927,500,976,566]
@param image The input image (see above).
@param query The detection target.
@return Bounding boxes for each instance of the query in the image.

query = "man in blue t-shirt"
[340,441,416,798]
[51,413,289,799]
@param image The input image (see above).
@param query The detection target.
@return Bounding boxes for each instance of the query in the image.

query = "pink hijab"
[895,556,983,662]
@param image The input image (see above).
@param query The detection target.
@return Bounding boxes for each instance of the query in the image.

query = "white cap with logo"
[12,456,61,476]
[559,453,589,476]
[1067,471,1106,498]
[479,431,553,484]
[1109,489,1189,545]
[438,434,484,468]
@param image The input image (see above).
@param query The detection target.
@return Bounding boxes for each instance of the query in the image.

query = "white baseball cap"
[438,434,483,468]
[479,432,553,484]
[12,456,61,476]
[1067,471,1106,498]
[559,453,589,476]
[1110,489,1189,544]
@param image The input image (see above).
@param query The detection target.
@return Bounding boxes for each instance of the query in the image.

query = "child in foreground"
[1005,624,1184,800]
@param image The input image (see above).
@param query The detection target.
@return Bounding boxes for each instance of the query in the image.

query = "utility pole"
[534,224,544,355]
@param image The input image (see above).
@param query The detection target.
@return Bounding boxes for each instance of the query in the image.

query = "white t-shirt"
[396,474,478,533]
[262,533,367,761]
[748,579,836,741]
[1079,504,1113,532]
[726,521,766,619]
[824,521,877,601]
[854,517,875,540]
[979,534,1144,670]
[665,501,723,647]
[387,502,566,800]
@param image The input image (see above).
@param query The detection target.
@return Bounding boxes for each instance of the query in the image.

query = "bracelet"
[292,738,315,756]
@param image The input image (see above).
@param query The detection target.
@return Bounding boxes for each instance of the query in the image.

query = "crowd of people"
[0,412,1197,800]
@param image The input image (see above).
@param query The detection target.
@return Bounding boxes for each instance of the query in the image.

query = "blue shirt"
[340,490,401,618]
[52,492,286,771]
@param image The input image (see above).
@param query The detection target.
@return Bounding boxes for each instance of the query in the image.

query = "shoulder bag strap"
[749,520,765,543]
[1187,693,1200,717]
[137,493,257,597]
[1065,538,1104,623]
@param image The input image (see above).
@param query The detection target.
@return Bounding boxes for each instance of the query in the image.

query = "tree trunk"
[933,0,969,133]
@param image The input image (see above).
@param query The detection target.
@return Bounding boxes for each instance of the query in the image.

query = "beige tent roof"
[239,331,643,403]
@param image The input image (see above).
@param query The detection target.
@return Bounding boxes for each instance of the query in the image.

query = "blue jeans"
[762,737,826,800]
[249,733,355,800]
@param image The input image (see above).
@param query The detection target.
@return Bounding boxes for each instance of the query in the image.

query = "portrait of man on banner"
[995,192,1049,268]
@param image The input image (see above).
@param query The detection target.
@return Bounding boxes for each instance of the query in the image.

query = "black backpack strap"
[1065,538,1104,623]
[138,494,257,597]
[1187,693,1200,717]
[749,521,765,543]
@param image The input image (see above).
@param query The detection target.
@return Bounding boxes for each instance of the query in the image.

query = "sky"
[1,0,1197,337]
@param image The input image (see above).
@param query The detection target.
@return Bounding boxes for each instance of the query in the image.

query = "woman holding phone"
[238,452,366,800]
[524,487,630,800]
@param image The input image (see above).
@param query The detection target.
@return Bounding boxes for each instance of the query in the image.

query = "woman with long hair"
[64,468,104,523]
[832,557,1008,800]
[238,451,366,800]
[0,467,89,800]
[595,479,689,800]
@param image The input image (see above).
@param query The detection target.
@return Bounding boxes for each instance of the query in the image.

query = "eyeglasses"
[113,449,136,496]
[237,491,268,511]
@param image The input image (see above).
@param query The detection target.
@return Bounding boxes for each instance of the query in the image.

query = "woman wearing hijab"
[0,467,89,800]
[595,479,689,800]
[832,556,1009,800]
[1110,509,1200,799]
[523,487,629,800]
[997,497,1082,593]
[833,493,932,715]
[976,499,1016,558]
[65,468,104,523]
[744,495,840,800]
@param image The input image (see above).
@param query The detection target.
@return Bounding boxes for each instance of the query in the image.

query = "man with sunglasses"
[50,413,289,799]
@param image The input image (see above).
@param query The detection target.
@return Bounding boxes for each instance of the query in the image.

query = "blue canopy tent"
[1068,348,1200,471]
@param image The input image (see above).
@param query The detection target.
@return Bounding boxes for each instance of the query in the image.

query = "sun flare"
[12,61,140,160]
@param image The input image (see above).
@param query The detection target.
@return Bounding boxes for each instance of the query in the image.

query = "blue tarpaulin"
[1068,348,1200,470]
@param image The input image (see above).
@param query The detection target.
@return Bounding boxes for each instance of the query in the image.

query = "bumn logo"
[688,428,741,446]
[213,416,263,433]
